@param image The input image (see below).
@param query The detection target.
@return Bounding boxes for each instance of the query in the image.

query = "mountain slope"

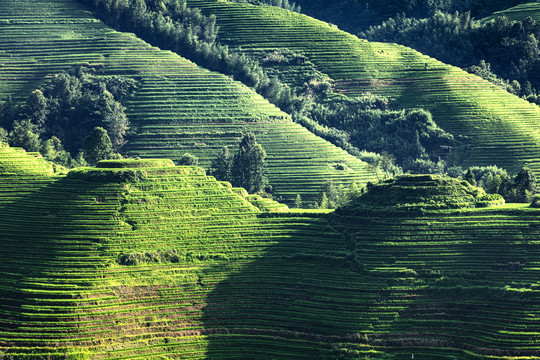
[0,0,375,204]
[3,154,540,359]
[186,0,540,177]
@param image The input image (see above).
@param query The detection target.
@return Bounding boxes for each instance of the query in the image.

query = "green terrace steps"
[0,0,376,204]
[232,186,289,212]
[0,152,363,358]
[4,150,540,358]
[483,2,540,22]
[0,142,58,176]
[186,0,540,177]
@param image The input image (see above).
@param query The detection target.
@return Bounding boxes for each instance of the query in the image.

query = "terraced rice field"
[483,2,540,22]
[186,0,540,177]
[0,0,375,204]
[2,145,540,358]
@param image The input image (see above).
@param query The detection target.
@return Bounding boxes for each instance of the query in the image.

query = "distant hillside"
[186,0,540,178]
[2,153,540,359]
[0,0,375,204]
[483,2,540,22]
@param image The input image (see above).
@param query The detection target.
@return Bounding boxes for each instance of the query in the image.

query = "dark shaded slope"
[202,176,540,359]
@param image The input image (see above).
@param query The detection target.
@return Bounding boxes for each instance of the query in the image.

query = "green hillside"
[483,2,540,22]
[4,1,540,359]
[186,0,540,177]
[2,150,540,359]
[0,0,375,204]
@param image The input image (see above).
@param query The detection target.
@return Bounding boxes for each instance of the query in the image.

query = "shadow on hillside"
[200,212,392,359]
[0,175,122,341]
[201,208,540,359]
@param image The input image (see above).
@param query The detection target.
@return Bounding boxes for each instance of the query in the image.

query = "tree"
[464,168,476,186]
[99,90,129,151]
[26,90,48,132]
[83,127,113,165]
[346,180,361,202]
[317,180,338,208]
[0,96,16,130]
[0,128,7,143]
[514,167,537,202]
[45,71,81,106]
[318,192,329,209]
[8,120,41,152]
[41,136,72,167]
[178,153,198,166]
[231,133,268,194]
[294,194,303,208]
[210,146,232,181]
[368,152,397,181]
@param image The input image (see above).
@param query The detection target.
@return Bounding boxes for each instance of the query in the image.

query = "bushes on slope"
[0,67,137,166]
[454,165,537,202]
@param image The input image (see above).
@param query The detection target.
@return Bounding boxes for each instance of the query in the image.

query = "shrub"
[530,194,540,208]
[178,153,199,166]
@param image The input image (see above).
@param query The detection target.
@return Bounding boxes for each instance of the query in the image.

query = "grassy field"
[2,144,540,358]
[0,0,375,204]
[483,2,540,22]
[186,0,540,178]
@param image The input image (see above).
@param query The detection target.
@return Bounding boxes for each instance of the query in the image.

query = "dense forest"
[0,67,136,166]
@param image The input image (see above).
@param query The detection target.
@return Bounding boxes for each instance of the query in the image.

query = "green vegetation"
[1,67,136,165]
[212,133,269,195]
[290,0,525,33]
[0,0,376,203]
[83,126,114,165]
[77,0,461,172]
[343,174,505,213]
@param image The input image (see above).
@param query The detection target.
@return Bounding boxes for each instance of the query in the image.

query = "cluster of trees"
[290,180,365,209]
[0,67,136,166]
[311,164,538,209]
[305,97,455,169]
[362,12,540,98]
[313,179,365,209]
[451,165,537,203]
[209,133,269,195]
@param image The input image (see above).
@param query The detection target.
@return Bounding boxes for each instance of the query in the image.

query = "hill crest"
[342,174,505,212]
